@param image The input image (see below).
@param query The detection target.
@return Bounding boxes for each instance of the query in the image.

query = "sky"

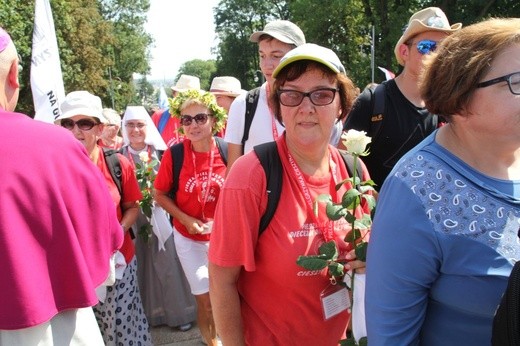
[145,0,219,82]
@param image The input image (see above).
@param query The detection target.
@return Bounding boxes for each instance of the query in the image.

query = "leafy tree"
[176,59,217,91]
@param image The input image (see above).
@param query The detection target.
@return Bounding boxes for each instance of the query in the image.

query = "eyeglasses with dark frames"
[476,72,520,95]
[277,88,339,107]
[61,118,99,131]
[180,113,211,126]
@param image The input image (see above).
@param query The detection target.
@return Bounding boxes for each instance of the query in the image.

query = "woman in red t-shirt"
[57,91,151,345]
[154,90,227,346]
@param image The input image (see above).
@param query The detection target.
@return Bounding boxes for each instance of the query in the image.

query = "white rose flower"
[139,151,149,162]
[341,129,371,156]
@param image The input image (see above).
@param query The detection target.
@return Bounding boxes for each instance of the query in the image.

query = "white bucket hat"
[171,74,200,92]
[57,91,106,123]
[209,76,244,97]
[394,7,461,65]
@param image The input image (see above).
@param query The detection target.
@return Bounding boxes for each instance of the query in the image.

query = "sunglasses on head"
[413,39,438,55]
[180,113,211,126]
[61,118,99,131]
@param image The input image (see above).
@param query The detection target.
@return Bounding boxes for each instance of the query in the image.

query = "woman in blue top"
[366,18,520,345]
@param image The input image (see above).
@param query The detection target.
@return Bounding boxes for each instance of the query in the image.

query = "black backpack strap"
[241,87,261,154]
[253,141,282,235]
[492,261,520,346]
[214,136,228,165]
[169,142,185,197]
[338,149,363,181]
[368,83,386,142]
[103,148,123,197]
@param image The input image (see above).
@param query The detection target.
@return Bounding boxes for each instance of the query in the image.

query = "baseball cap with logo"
[57,91,106,123]
[395,7,461,65]
[250,20,306,47]
[171,74,200,92]
[273,43,345,78]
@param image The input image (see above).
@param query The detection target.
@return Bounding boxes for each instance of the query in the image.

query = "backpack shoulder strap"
[492,261,520,345]
[253,141,282,235]
[214,136,228,165]
[103,148,123,197]
[368,83,386,141]
[338,149,363,181]
[241,87,261,153]
[169,142,184,197]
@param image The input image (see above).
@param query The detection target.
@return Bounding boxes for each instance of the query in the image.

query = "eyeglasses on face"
[61,118,99,131]
[277,88,339,107]
[180,113,211,126]
[125,122,147,130]
[477,71,520,95]
[410,39,438,55]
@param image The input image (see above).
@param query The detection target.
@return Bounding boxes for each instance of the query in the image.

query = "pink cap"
[0,27,12,53]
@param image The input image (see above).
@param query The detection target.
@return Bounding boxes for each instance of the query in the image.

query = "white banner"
[31,0,65,123]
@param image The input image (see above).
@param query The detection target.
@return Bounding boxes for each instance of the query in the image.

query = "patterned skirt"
[94,257,152,346]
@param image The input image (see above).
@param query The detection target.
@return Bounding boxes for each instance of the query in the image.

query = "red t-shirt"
[209,135,371,345]
[152,110,185,147]
[96,146,142,263]
[154,139,227,241]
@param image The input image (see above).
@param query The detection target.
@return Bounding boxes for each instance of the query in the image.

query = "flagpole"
[31,0,65,123]
[371,25,375,83]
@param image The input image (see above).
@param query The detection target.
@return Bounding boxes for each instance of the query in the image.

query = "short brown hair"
[420,18,520,121]
[271,60,357,124]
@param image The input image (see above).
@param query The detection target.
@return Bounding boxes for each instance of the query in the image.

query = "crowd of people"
[1,6,520,346]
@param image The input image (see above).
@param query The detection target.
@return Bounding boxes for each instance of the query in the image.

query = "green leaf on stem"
[319,240,339,259]
[326,203,348,221]
[358,337,368,346]
[344,229,361,242]
[355,242,368,262]
[328,261,345,277]
[296,256,329,270]
[342,189,361,209]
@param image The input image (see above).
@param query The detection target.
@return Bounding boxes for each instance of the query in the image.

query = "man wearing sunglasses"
[343,7,461,190]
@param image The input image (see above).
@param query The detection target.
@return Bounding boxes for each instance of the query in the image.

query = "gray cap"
[249,20,306,47]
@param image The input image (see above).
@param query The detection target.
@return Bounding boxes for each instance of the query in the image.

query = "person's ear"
[8,59,20,89]
[398,43,411,64]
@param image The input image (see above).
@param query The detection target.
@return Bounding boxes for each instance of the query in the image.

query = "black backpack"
[103,148,123,196]
[365,83,386,142]
[492,260,520,345]
[169,137,228,197]
[240,87,261,154]
[253,141,363,235]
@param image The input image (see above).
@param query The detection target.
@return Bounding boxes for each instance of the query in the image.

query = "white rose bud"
[341,129,371,156]
[139,151,150,162]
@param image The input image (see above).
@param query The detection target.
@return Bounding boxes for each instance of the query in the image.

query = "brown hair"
[271,60,357,124]
[420,18,520,121]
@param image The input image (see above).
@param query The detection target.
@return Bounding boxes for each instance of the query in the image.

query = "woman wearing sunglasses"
[343,7,461,190]
[209,44,370,345]
[56,91,152,345]
[154,90,227,346]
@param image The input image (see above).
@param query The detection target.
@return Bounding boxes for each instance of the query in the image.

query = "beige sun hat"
[209,76,244,97]
[102,108,121,126]
[394,7,462,65]
[249,20,306,47]
[171,74,200,92]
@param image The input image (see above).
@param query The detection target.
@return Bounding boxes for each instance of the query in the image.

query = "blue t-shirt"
[366,130,520,345]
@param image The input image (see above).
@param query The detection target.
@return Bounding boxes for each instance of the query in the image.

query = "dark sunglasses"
[180,113,211,126]
[414,40,438,55]
[61,118,99,131]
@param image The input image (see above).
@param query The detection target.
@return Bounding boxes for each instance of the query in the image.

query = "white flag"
[31,0,65,123]
[158,86,168,110]
[377,66,395,81]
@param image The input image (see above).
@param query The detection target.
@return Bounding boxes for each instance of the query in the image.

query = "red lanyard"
[287,150,340,242]
[266,83,279,140]
[190,139,215,219]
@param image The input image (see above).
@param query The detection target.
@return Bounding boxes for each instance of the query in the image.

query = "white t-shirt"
[224,83,344,152]
[224,83,285,154]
